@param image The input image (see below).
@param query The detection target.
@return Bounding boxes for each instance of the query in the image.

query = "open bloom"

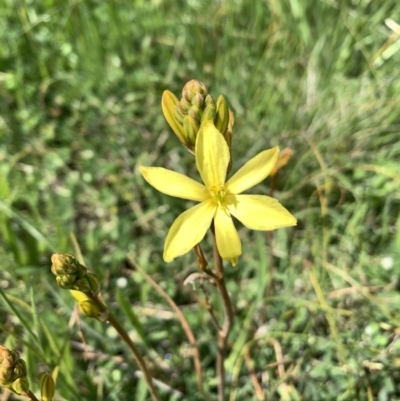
[140,122,296,265]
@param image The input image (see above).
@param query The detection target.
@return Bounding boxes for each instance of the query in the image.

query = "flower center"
[209,183,226,206]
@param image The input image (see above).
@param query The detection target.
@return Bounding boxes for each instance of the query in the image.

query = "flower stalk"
[51,254,161,401]
[27,390,40,401]
[211,225,234,401]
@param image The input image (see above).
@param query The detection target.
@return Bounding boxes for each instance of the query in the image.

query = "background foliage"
[1,0,400,399]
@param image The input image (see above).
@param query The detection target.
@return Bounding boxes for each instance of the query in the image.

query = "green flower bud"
[200,104,216,124]
[72,277,91,292]
[11,376,29,395]
[40,372,55,401]
[179,97,192,113]
[51,253,87,290]
[86,273,100,294]
[51,253,84,276]
[214,95,229,135]
[63,272,98,293]
[51,254,100,293]
[224,110,235,174]
[182,80,207,103]
[162,80,233,155]
[188,105,202,123]
[204,94,215,108]
[173,105,185,125]
[191,93,204,108]
[183,116,199,145]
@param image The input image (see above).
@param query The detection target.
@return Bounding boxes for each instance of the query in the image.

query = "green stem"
[86,293,161,401]
[266,174,276,298]
[27,390,40,401]
[211,226,234,401]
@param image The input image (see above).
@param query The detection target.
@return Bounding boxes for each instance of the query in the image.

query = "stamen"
[209,184,226,206]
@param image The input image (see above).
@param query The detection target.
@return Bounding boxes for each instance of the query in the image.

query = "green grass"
[1,0,400,399]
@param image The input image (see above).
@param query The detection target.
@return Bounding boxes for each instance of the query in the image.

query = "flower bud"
[40,372,55,401]
[224,110,235,174]
[0,346,29,395]
[183,116,199,145]
[51,253,87,290]
[0,346,22,385]
[161,90,188,148]
[162,80,235,154]
[70,290,89,303]
[71,291,108,321]
[182,79,207,103]
[191,93,204,108]
[179,97,192,113]
[70,273,98,293]
[51,253,84,276]
[214,95,229,136]
[72,277,91,292]
[173,104,185,125]
[86,273,100,294]
[51,254,100,293]
[78,300,108,322]
[188,104,202,123]
[200,104,216,124]
[204,94,215,108]
[10,376,29,395]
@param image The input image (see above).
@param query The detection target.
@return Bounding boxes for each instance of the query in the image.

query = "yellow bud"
[224,110,235,174]
[183,116,199,147]
[200,104,216,124]
[10,376,29,395]
[214,95,229,135]
[78,300,100,318]
[78,300,108,322]
[40,372,55,401]
[70,290,90,303]
[161,90,187,147]
[173,105,185,125]
[204,94,215,108]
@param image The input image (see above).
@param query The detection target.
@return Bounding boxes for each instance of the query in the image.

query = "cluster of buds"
[51,253,99,293]
[51,253,107,321]
[162,79,234,157]
[0,345,29,396]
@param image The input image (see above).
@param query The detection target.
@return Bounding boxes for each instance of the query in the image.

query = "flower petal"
[214,207,242,266]
[228,194,297,230]
[164,200,216,262]
[140,166,208,202]
[226,147,279,194]
[196,122,230,189]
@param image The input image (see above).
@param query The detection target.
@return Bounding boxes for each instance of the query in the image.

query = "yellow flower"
[140,122,296,265]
